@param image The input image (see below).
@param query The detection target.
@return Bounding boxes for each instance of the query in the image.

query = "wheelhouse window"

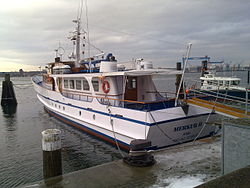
[83,77,90,91]
[69,80,75,89]
[64,79,69,88]
[92,77,99,92]
[232,80,240,85]
[76,80,82,90]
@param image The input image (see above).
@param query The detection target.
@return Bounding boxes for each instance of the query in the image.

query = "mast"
[74,19,81,68]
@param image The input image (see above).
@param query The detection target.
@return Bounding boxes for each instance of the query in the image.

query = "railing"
[146,91,176,99]
[188,86,250,114]
[185,75,250,118]
[62,92,93,102]
[32,75,42,84]
[96,95,176,111]
[61,90,176,111]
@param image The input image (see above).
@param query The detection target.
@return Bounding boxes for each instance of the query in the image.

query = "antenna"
[54,42,65,60]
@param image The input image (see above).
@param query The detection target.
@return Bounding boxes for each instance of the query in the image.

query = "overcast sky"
[0,0,250,71]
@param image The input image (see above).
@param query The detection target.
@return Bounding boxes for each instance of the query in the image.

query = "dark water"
[0,71,249,187]
[0,77,122,188]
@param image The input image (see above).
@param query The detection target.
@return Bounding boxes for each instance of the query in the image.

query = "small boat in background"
[199,72,249,100]
[186,57,250,101]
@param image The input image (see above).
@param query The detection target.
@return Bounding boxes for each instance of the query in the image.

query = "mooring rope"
[192,85,221,144]
[107,107,125,158]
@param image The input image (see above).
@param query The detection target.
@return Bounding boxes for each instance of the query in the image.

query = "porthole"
[79,111,81,116]
[93,114,95,120]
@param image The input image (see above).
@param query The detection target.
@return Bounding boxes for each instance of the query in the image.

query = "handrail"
[190,88,250,104]
[63,88,124,97]
[61,89,176,105]
[186,98,250,118]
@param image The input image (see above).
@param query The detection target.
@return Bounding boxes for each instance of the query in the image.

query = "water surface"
[0,71,249,187]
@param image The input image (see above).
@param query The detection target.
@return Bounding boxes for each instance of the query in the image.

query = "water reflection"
[1,104,17,117]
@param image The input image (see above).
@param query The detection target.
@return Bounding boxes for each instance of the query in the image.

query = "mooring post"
[42,129,62,181]
[1,74,17,106]
[247,70,249,84]
[123,139,155,167]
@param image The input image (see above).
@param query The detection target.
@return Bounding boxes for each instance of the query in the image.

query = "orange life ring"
[47,76,53,83]
[102,80,110,93]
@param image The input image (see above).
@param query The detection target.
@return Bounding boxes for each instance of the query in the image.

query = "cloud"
[0,0,250,71]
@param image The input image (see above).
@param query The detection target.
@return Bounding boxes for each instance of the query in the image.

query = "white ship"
[32,19,218,151]
[200,72,250,99]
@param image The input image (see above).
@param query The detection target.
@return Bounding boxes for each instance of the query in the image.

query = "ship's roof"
[52,69,182,78]
[200,76,241,81]
[200,73,241,81]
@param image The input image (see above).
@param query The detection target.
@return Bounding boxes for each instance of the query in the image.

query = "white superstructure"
[32,19,218,151]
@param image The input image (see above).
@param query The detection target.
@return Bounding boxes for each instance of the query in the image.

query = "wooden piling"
[247,70,249,84]
[1,74,17,106]
[42,129,62,180]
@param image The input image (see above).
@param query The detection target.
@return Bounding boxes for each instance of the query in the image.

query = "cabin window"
[64,79,69,88]
[92,77,99,92]
[69,80,75,89]
[127,77,137,89]
[208,81,212,85]
[232,80,240,85]
[213,80,218,85]
[225,81,230,86]
[219,80,223,86]
[76,80,82,90]
[83,78,90,90]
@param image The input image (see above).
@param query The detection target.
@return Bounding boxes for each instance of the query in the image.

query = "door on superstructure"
[124,77,137,101]
[57,77,62,92]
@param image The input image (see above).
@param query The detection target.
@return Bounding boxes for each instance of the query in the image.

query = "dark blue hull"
[201,89,249,101]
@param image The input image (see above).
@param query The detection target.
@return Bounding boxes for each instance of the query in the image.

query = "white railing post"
[175,43,192,106]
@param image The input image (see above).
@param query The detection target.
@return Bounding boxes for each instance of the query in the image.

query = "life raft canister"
[102,80,110,93]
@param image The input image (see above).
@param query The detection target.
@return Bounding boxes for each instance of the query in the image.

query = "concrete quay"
[25,137,221,188]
